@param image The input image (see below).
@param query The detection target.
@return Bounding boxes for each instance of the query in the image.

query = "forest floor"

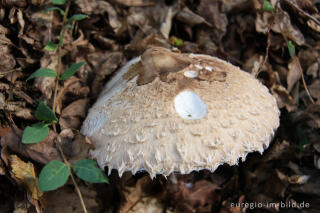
[0,0,320,212]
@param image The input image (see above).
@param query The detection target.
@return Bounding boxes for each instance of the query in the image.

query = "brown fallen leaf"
[176,7,212,27]
[55,76,90,114]
[60,130,94,164]
[306,62,318,78]
[125,33,170,57]
[255,2,305,46]
[198,0,228,41]
[302,103,320,128]
[309,80,320,100]
[59,99,89,130]
[89,52,123,97]
[42,185,99,213]
[0,45,16,74]
[287,58,301,93]
[10,155,43,201]
[271,84,297,112]
[172,180,220,213]
[115,0,155,7]
[0,127,60,164]
[119,176,165,213]
[127,1,175,39]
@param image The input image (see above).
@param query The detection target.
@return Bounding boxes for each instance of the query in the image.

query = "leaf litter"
[1,0,320,212]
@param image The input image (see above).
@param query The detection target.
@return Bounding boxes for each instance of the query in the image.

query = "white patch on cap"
[184,70,198,78]
[195,64,203,70]
[205,66,213,72]
[174,90,207,119]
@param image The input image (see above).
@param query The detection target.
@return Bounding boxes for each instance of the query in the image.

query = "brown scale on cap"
[81,47,280,178]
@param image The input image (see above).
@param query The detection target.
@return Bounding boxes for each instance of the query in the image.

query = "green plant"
[22,0,107,212]
[263,0,274,13]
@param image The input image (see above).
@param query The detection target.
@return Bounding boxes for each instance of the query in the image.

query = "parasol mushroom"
[81,47,280,178]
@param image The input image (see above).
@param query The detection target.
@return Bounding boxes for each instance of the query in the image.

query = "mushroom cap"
[81,47,280,178]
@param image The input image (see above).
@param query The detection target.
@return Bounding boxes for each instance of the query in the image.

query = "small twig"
[52,0,71,115]
[282,0,320,26]
[255,21,273,77]
[256,0,280,77]
[55,137,88,213]
[293,56,315,104]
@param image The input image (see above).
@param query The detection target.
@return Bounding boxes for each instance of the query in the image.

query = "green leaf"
[263,0,274,12]
[26,68,57,81]
[288,40,296,58]
[44,41,58,52]
[35,102,58,123]
[170,36,184,47]
[49,0,66,5]
[38,160,70,191]
[68,14,88,22]
[45,7,65,16]
[60,62,86,80]
[22,122,49,144]
[72,159,109,183]
[63,24,73,29]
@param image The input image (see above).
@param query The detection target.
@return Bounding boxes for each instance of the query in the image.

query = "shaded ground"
[1,0,320,212]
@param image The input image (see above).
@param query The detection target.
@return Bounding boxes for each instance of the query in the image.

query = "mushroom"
[81,47,280,178]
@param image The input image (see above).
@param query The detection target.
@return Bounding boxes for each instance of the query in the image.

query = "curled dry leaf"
[287,59,302,93]
[75,0,122,34]
[56,76,90,114]
[176,7,212,27]
[0,45,16,74]
[309,80,320,100]
[222,0,251,12]
[127,1,176,38]
[172,180,220,213]
[255,3,305,46]
[60,130,94,164]
[0,127,60,164]
[120,176,164,213]
[125,33,170,57]
[59,99,89,130]
[303,103,320,128]
[115,0,156,7]
[306,62,318,78]
[89,52,123,97]
[198,0,228,41]
[9,155,43,200]
[271,84,297,112]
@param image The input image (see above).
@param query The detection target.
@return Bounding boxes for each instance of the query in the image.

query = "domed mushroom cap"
[81,47,280,178]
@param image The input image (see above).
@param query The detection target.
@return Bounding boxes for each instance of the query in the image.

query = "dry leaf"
[0,127,60,164]
[55,76,90,114]
[176,7,212,27]
[306,62,318,78]
[60,131,94,164]
[115,0,155,7]
[287,59,301,92]
[255,5,305,45]
[59,99,89,130]
[172,180,220,213]
[0,45,16,73]
[271,84,297,112]
[198,0,228,41]
[42,185,99,213]
[10,155,43,200]
[309,80,320,100]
